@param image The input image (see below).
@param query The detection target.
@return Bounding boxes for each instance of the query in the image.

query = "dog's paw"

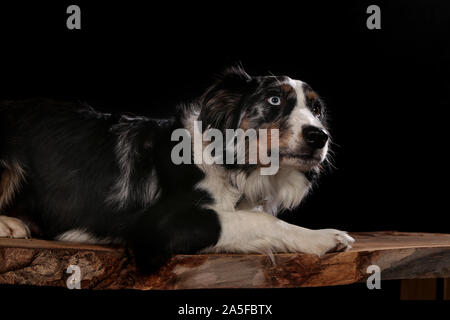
[303,229,355,256]
[0,215,31,239]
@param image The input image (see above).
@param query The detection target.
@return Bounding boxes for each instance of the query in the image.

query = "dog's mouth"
[283,155,321,162]
[279,148,323,171]
[298,153,321,161]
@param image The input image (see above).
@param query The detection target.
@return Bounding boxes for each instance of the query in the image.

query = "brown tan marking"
[254,122,286,166]
[305,89,318,101]
[239,117,249,130]
[237,118,296,166]
[280,84,295,97]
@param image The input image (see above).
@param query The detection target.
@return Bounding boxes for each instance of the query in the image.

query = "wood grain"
[1,231,450,290]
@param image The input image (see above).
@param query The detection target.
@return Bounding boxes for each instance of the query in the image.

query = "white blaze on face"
[284,78,329,162]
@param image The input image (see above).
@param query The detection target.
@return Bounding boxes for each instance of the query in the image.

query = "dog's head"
[199,66,329,173]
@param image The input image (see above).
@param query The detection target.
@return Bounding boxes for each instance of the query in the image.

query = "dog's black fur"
[0,98,222,271]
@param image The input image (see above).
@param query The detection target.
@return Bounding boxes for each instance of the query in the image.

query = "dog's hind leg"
[0,160,30,238]
[0,159,26,210]
[0,215,31,238]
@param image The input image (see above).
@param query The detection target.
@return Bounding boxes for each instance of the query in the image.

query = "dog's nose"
[302,125,328,149]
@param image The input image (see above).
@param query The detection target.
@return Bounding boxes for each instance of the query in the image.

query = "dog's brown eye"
[312,104,321,117]
[268,96,281,105]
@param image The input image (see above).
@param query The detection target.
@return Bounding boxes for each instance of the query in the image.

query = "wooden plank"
[0,231,450,290]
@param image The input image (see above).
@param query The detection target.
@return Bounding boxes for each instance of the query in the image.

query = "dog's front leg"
[205,210,354,256]
[128,203,222,273]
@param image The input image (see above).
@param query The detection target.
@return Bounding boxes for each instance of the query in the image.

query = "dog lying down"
[0,67,354,272]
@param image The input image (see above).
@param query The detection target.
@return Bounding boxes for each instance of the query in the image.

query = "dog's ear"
[199,66,253,132]
[220,65,252,83]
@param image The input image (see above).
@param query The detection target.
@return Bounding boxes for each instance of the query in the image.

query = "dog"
[0,66,354,272]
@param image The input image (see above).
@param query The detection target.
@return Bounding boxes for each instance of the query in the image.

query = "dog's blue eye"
[268,96,281,105]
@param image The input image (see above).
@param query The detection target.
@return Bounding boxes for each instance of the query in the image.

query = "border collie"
[0,67,354,272]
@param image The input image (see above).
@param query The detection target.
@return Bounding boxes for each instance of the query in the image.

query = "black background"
[0,0,449,313]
